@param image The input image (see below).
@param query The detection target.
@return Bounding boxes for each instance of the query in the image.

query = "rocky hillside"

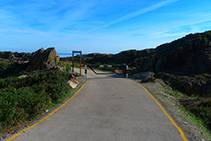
[63,30,211,96]
[74,30,211,76]
[140,31,211,75]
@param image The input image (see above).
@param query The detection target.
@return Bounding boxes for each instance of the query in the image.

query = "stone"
[142,76,156,83]
[114,69,123,73]
[28,47,60,71]
[133,72,155,83]
[67,74,79,89]
[18,75,28,79]
[0,51,31,64]
[134,71,154,79]
[55,56,60,64]
[67,80,78,89]
[57,64,66,72]
[70,74,79,84]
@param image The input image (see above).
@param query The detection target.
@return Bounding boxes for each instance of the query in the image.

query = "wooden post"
[80,60,82,76]
[72,51,74,72]
[72,50,82,75]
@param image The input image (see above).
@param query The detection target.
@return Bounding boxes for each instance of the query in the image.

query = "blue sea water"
[57,53,87,58]
[57,53,72,58]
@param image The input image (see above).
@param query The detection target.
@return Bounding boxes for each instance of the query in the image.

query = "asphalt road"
[9,68,188,141]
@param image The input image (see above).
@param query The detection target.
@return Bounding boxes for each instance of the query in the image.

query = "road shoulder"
[133,78,210,141]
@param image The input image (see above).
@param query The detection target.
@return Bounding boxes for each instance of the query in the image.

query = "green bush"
[0,61,12,70]
[0,61,27,78]
[0,70,71,132]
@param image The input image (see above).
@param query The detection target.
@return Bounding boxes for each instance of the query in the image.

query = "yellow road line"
[7,80,88,141]
[128,79,188,141]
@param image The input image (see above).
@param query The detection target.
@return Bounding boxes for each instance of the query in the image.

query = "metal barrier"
[85,65,128,79]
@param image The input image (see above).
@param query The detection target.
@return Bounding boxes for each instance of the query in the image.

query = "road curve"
[8,68,188,141]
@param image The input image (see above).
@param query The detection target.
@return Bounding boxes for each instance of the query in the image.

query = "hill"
[61,30,211,97]
[71,30,211,75]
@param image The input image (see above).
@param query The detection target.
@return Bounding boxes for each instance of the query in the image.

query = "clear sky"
[1,0,211,54]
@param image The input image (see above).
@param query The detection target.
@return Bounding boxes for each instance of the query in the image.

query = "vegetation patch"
[180,97,211,129]
[0,61,26,78]
[0,70,72,136]
[58,61,71,71]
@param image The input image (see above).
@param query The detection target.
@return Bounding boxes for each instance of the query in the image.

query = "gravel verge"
[134,78,211,141]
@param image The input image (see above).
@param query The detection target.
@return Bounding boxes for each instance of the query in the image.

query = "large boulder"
[28,47,60,71]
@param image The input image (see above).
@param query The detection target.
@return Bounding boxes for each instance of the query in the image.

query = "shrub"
[0,70,71,132]
[180,98,211,129]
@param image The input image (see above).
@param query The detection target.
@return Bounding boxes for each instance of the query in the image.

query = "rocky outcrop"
[77,30,211,96]
[138,31,211,75]
[156,72,211,97]
[57,63,66,72]
[79,49,155,66]
[0,48,62,78]
[0,51,31,64]
[80,30,211,76]
[28,48,60,71]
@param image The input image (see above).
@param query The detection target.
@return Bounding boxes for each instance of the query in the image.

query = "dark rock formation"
[0,51,31,64]
[78,30,211,96]
[156,72,211,97]
[80,30,211,76]
[139,31,211,75]
[79,49,155,66]
[0,47,62,78]
[0,51,30,78]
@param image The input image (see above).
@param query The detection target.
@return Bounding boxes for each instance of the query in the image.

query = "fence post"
[126,65,128,78]
[72,51,74,72]
[85,65,87,79]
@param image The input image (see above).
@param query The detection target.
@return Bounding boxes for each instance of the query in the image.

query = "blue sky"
[1,0,211,54]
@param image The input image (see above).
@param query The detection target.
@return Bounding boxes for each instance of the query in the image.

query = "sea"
[57,53,87,58]
[57,53,72,58]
